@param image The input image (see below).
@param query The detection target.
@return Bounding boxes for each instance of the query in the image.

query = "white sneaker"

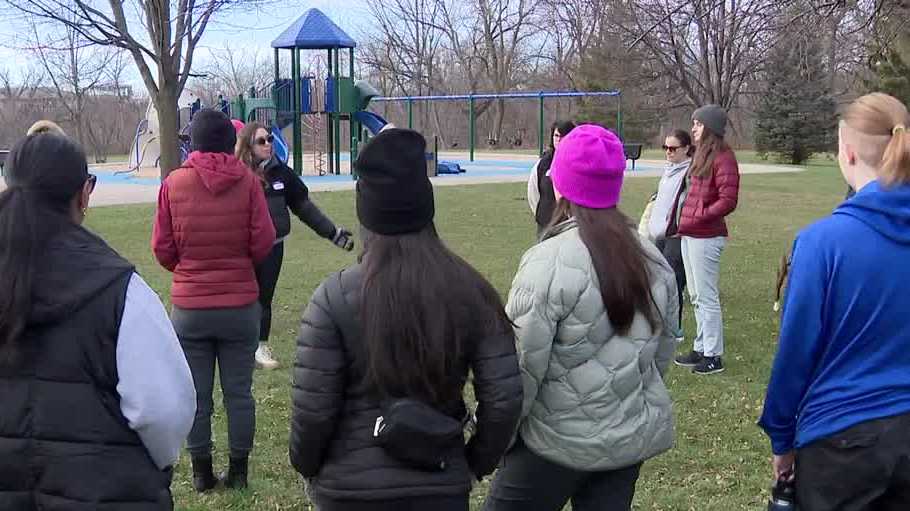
[255,343,279,370]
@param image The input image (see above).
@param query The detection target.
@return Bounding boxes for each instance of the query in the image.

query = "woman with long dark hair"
[673,105,740,375]
[235,121,353,370]
[290,128,522,511]
[483,124,678,511]
[0,133,195,510]
[527,120,576,235]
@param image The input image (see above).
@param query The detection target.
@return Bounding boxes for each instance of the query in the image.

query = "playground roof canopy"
[271,8,356,50]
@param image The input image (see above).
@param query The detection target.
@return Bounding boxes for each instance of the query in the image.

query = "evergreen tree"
[754,34,837,165]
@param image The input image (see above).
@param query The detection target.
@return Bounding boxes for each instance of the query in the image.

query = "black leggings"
[254,242,284,343]
[656,237,686,326]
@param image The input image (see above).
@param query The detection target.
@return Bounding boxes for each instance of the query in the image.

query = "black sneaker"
[693,356,725,375]
[674,350,704,367]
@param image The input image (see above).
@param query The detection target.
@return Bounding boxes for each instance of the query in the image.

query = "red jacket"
[152,151,276,309]
[677,148,740,238]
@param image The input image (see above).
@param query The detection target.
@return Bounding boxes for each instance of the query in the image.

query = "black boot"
[191,455,218,493]
[223,456,248,490]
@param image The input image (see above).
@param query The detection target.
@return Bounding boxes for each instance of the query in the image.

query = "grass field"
[85,157,848,510]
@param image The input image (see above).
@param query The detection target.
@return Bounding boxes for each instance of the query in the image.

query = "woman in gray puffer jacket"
[483,125,678,511]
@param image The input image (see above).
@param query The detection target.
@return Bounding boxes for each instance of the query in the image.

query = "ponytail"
[881,124,910,186]
[842,93,910,186]
[0,134,88,359]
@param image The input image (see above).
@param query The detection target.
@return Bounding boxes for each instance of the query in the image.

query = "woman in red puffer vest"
[672,105,740,376]
[152,109,276,493]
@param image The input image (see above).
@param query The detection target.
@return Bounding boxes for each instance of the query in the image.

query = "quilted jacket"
[677,148,740,238]
[152,151,276,309]
[507,219,678,471]
[290,264,523,500]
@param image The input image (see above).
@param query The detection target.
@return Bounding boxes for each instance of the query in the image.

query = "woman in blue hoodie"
[759,92,910,510]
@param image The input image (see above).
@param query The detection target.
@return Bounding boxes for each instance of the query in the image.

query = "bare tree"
[27,18,118,149]
[5,0,247,177]
[191,45,273,102]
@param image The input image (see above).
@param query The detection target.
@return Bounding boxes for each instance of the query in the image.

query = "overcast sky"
[0,1,372,90]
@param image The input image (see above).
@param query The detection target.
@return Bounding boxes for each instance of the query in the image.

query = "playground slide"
[353,110,389,136]
[272,125,289,164]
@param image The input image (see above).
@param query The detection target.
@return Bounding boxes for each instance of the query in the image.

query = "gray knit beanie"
[692,104,727,138]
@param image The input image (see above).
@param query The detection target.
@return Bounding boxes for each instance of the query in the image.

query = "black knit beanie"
[191,109,236,154]
[355,128,434,235]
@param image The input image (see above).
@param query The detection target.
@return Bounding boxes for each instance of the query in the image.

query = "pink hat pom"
[231,119,245,134]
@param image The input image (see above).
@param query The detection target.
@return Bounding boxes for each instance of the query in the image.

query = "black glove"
[332,227,354,251]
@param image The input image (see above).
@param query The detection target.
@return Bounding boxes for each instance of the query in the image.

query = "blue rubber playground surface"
[97,157,662,186]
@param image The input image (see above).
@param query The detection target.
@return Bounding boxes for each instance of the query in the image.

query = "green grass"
[85,159,848,510]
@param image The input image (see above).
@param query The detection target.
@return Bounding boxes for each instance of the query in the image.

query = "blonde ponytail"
[842,93,910,186]
[882,123,910,186]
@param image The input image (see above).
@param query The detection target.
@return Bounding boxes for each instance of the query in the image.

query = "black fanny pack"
[373,398,465,471]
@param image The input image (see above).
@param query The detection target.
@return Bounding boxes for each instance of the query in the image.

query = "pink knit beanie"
[550,124,626,209]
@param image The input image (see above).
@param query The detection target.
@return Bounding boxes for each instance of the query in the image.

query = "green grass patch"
[85,158,847,510]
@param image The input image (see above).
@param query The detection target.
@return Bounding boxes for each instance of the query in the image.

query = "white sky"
[0,1,372,90]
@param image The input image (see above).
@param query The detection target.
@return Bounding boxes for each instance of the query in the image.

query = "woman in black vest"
[289,128,523,511]
[0,133,196,511]
[235,121,354,370]
[527,120,576,236]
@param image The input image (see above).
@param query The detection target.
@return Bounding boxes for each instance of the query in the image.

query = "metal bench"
[623,143,643,170]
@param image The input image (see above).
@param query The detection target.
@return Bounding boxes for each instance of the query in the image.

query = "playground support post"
[292,48,303,175]
[333,48,341,175]
[349,47,356,176]
[538,94,545,157]
[617,93,623,140]
[326,49,334,175]
[469,95,475,162]
[407,99,413,129]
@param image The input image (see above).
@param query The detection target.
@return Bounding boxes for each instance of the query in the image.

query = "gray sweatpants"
[171,303,260,459]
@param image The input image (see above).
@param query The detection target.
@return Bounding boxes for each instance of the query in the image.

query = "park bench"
[623,143,643,170]
[0,149,9,176]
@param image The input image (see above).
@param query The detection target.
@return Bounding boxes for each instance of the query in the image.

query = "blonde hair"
[26,120,66,137]
[234,121,268,176]
[841,93,910,186]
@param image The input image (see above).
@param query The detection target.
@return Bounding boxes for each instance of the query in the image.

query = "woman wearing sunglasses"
[645,130,694,335]
[1,132,196,509]
[235,122,354,370]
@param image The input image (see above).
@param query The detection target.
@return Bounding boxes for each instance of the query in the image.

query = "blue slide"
[353,110,389,135]
[271,125,289,164]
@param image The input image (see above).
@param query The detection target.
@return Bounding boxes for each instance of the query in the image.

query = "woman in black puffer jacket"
[235,122,354,370]
[290,128,523,511]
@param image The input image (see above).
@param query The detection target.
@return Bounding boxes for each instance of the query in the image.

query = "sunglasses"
[254,135,274,146]
[662,145,683,152]
[86,173,97,192]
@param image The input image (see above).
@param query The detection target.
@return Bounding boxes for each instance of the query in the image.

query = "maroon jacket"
[677,148,740,238]
[152,151,276,309]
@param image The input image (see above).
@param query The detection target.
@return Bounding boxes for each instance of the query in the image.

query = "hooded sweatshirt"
[648,159,690,240]
[152,151,276,309]
[759,180,910,454]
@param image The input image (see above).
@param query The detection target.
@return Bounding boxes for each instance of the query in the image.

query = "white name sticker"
[272,182,285,191]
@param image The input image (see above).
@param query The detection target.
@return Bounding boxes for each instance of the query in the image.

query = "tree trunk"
[155,83,181,179]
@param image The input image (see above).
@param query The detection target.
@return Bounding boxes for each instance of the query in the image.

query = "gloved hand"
[332,227,355,251]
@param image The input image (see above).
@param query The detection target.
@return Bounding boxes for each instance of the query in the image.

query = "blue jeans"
[681,236,726,357]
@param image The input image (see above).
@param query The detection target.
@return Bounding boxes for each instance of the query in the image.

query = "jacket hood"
[834,180,910,244]
[184,151,249,195]
[30,225,134,324]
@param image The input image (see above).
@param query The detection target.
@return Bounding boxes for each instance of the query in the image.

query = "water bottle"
[768,475,797,510]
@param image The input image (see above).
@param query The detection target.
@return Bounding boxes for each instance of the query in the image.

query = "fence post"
[538,92,545,157]
[469,95,475,162]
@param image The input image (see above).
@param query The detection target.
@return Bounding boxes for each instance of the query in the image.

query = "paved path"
[1,158,804,207]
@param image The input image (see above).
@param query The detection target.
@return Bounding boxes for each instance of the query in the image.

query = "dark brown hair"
[669,129,695,157]
[548,200,659,334]
[690,127,729,178]
[360,225,513,405]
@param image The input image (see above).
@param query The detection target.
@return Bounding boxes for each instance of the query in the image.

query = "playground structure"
[123,8,627,179]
